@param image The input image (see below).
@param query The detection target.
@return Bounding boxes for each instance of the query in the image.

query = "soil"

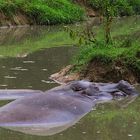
[50,60,138,84]
[0,12,32,27]
[80,59,138,84]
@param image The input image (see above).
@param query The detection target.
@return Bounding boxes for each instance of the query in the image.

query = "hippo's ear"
[117,80,138,95]
[118,80,134,90]
[118,80,133,88]
[69,80,92,91]
[70,81,85,91]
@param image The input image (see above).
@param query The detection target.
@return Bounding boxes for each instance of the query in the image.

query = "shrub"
[0,0,85,24]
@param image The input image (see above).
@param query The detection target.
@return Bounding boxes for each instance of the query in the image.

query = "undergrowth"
[0,0,85,25]
[70,15,140,75]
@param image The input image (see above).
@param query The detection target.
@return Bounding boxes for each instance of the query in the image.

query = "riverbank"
[50,16,140,84]
[77,16,140,84]
[0,0,84,27]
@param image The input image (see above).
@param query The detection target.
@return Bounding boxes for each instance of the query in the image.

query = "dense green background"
[0,0,84,24]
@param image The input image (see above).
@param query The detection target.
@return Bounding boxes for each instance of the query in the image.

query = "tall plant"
[90,0,134,44]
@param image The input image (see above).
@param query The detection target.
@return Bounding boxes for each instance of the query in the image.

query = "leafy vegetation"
[72,16,140,80]
[89,0,140,16]
[87,0,140,44]
[0,0,84,25]
[63,1,140,82]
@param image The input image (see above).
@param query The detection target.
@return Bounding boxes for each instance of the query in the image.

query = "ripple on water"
[10,67,28,71]
[0,84,7,87]
[42,69,48,71]
[23,61,35,64]
[41,80,56,84]
[4,76,17,79]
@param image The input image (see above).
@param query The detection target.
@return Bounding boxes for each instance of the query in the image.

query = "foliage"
[0,0,85,25]
[87,0,140,44]
[72,16,140,75]
[89,0,140,16]
[64,23,96,46]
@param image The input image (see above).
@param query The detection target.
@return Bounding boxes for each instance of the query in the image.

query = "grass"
[72,16,140,73]
[0,0,85,25]
[88,0,140,15]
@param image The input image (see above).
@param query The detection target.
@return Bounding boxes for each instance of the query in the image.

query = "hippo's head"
[117,80,138,95]
[68,80,138,103]
[69,80,100,95]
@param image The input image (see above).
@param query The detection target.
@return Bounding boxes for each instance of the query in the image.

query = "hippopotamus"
[0,80,138,136]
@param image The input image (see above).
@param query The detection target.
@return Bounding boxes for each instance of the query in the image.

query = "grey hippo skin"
[0,80,138,136]
[0,89,43,100]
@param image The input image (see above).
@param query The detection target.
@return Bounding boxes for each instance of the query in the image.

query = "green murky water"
[0,25,77,90]
[0,46,77,90]
[0,17,140,140]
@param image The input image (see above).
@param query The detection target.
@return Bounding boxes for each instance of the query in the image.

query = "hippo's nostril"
[111,91,127,97]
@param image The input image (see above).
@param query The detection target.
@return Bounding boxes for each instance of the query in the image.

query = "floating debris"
[96,131,101,134]
[17,53,28,58]
[128,134,133,137]
[82,131,86,134]
[10,67,21,70]
[0,84,7,87]
[2,66,6,68]
[4,76,17,79]
[23,61,35,64]
[27,86,33,88]
[41,80,56,84]
[10,67,28,71]
[42,69,48,71]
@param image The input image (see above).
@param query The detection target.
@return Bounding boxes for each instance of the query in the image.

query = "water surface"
[0,46,77,90]
[0,17,140,140]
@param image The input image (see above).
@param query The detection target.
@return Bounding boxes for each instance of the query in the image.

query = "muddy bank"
[50,60,139,84]
[80,59,138,84]
[0,12,32,27]
[0,1,96,27]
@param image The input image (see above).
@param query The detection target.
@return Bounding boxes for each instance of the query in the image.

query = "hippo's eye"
[71,86,85,91]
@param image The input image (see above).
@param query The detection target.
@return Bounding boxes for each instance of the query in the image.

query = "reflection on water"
[0,25,75,57]
[0,26,67,46]
[0,93,140,140]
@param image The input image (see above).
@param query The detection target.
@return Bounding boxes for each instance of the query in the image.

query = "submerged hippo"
[0,80,138,136]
